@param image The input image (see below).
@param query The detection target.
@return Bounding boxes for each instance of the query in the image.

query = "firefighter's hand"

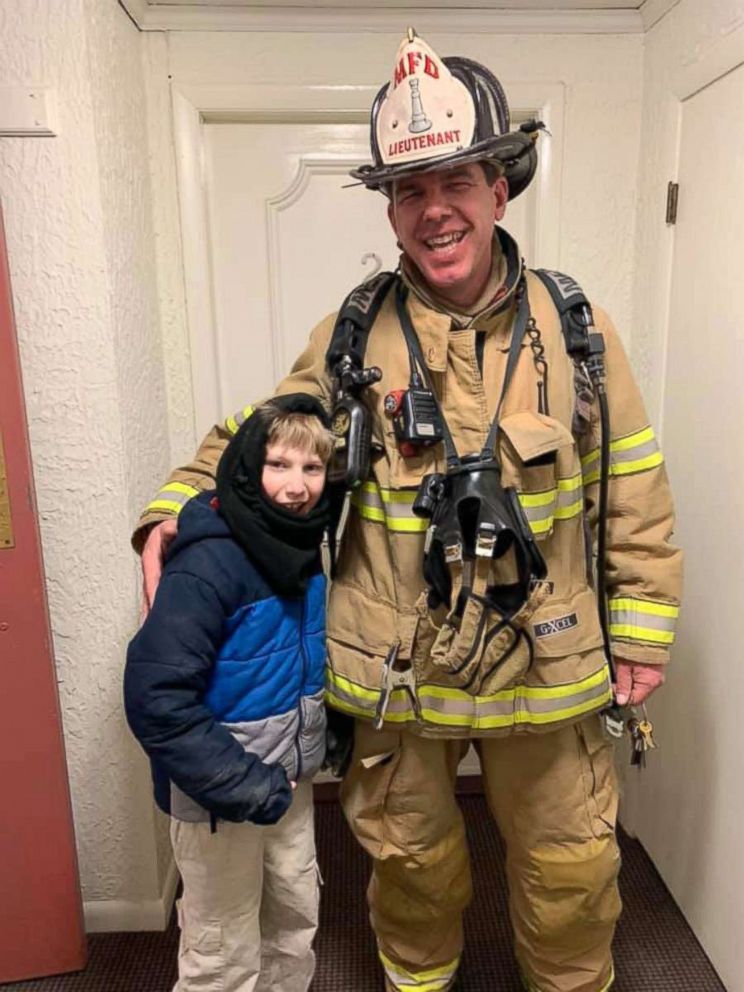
[613,658,665,706]
[141,519,178,618]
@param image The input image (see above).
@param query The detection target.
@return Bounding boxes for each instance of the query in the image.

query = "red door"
[0,202,87,981]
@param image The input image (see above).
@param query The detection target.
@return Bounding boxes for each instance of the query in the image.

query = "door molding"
[171,81,565,428]
[648,21,744,440]
[672,19,744,101]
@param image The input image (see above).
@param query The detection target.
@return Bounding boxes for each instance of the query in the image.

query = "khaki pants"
[171,780,319,992]
[340,716,621,992]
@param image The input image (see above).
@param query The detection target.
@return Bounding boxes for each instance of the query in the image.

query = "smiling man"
[133,30,682,992]
[388,164,508,308]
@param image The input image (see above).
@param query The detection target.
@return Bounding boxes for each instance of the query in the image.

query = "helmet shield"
[352,29,540,200]
[375,34,477,170]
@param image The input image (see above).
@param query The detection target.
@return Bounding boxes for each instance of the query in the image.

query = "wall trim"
[639,0,680,32]
[121,3,642,35]
[672,18,744,101]
[84,856,179,933]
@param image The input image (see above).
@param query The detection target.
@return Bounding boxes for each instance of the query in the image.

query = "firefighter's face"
[261,443,326,514]
[388,163,508,308]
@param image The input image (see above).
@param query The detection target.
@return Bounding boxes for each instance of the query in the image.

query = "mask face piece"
[418,457,546,614]
[409,456,550,696]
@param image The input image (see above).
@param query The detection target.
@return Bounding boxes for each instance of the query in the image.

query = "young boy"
[125,393,333,992]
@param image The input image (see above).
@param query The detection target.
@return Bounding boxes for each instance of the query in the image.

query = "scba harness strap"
[325,267,613,700]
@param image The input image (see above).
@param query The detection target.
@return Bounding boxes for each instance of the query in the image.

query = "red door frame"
[0,202,87,981]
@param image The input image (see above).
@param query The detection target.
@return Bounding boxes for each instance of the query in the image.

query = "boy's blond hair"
[259,404,334,464]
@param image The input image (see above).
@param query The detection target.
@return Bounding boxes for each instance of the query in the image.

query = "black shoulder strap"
[532,268,603,361]
[325,271,399,373]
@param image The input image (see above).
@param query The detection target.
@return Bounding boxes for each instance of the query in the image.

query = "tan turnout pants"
[340,716,621,992]
[170,780,319,992]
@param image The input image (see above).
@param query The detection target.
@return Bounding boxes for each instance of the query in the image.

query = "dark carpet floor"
[2,794,726,991]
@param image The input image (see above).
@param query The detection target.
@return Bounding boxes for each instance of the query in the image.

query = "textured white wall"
[0,0,173,927]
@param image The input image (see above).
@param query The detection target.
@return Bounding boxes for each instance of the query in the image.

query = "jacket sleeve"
[132,313,336,552]
[124,568,290,824]
[578,307,683,666]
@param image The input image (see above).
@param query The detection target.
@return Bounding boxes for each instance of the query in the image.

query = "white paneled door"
[627,60,744,992]
[200,119,534,434]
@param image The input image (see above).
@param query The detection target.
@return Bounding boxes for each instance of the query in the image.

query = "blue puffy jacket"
[124,491,327,825]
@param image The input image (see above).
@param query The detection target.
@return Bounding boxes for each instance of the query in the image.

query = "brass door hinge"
[666,181,679,225]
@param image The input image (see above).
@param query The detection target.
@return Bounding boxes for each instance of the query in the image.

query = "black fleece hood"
[216,393,331,597]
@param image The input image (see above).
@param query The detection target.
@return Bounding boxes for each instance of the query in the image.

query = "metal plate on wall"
[0,431,14,548]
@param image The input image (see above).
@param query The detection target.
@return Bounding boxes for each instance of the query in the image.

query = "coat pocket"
[499,410,576,542]
[575,715,619,838]
[412,583,551,696]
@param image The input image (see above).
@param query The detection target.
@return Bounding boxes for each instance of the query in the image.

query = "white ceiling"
[122,0,678,31]
[146,0,646,6]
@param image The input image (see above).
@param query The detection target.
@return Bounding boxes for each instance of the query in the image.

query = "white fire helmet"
[351,28,542,199]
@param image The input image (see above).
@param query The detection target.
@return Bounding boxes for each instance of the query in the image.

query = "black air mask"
[397,283,550,695]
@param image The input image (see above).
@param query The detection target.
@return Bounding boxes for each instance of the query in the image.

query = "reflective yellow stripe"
[147,499,189,514]
[524,966,614,992]
[519,489,555,508]
[379,951,459,991]
[145,482,200,517]
[582,426,663,485]
[609,596,678,645]
[225,404,255,436]
[326,666,612,731]
[355,501,386,524]
[160,482,200,496]
[611,426,654,452]
[351,484,428,533]
[373,485,417,505]
[351,497,429,532]
[609,624,674,645]
[610,598,679,619]
[354,475,583,538]
[558,473,582,493]
[518,473,583,534]
[554,496,583,520]
[609,451,664,475]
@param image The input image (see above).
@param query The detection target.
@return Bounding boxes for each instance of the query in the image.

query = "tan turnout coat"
[136,252,682,739]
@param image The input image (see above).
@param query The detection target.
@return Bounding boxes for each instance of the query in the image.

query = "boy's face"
[261,443,326,515]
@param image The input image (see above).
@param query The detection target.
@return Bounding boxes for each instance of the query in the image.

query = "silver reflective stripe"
[354,479,581,538]
[351,482,428,533]
[379,951,458,992]
[327,666,612,730]
[146,482,200,515]
[518,473,582,534]
[582,426,663,484]
[518,489,556,535]
[609,596,678,645]
[225,405,255,436]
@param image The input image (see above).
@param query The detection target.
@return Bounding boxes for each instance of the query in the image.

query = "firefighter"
[135,30,682,992]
